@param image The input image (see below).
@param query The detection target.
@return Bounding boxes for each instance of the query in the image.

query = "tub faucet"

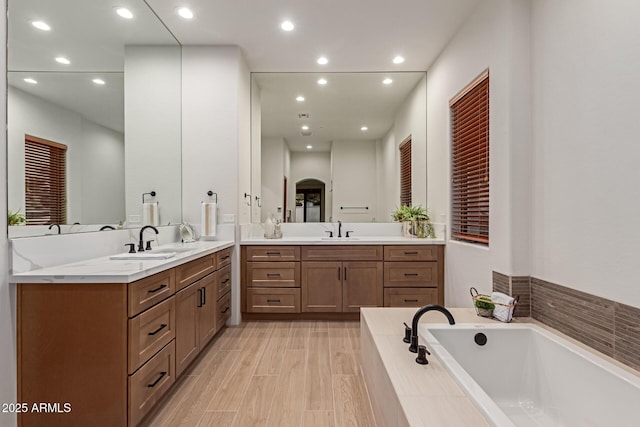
[408,304,455,354]
[48,224,61,234]
[139,225,159,252]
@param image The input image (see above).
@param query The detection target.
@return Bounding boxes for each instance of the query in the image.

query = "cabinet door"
[175,283,199,377]
[198,272,218,348]
[301,261,342,312]
[342,262,383,312]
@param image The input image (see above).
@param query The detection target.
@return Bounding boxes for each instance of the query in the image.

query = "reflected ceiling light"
[31,21,51,31]
[92,78,106,85]
[301,125,310,131]
[392,56,405,64]
[317,56,328,65]
[55,57,71,65]
[177,7,194,19]
[115,7,134,19]
[306,145,313,149]
[382,78,393,85]
[317,78,327,85]
[361,126,368,131]
[296,96,305,102]
[280,20,295,31]
[24,78,38,84]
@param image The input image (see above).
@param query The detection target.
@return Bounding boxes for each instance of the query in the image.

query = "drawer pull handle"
[148,284,167,293]
[222,278,230,284]
[148,324,167,336]
[197,288,203,308]
[404,299,419,303]
[267,299,281,303]
[222,307,229,313]
[147,371,167,388]
[404,273,419,277]
[404,251,419,255]
[266,273,281,278]
[266,252,281,256]
[221,255,230,260]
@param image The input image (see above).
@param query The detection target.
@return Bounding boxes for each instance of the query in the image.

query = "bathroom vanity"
[240,237,444,320]
[12,242,233,427]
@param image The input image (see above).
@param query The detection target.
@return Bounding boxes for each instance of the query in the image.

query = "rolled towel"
[491,291,515,322]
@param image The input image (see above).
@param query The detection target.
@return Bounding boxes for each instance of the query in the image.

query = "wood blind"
[450,71,489,245]
[400,136,412,207]
[25,135,67,225]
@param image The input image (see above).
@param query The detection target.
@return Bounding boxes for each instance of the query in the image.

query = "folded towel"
[491,291,515,322]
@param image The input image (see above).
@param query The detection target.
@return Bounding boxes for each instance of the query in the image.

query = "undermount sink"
[109,251,176,260]
[153,246,194,253]
[320,237,360,241]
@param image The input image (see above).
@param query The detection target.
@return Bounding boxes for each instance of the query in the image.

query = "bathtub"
[421,323,640,427]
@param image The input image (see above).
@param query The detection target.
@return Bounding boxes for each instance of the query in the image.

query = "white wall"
[426,0,531,307]
[8,87,124,224]
[531,0,640,307]
[261,137,288,222]
[1,2,17,424]
[250,79,262,223]
[332,140,378,222]
[377,132,398,222]
[290,151,332,222]
[125,46,182,227]
[238,57,252,226]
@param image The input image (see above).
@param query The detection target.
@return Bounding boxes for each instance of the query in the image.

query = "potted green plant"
[474,295,495,317]
[8,209,26,226]
[391,205,435,238]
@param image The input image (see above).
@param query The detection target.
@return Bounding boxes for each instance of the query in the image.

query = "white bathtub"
[422,323,640,427]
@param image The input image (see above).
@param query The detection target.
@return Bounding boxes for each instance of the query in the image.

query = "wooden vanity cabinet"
[17,246,233,427]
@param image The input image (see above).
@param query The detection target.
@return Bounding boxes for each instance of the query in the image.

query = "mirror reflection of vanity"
[7,0,182,238]
[251,71,427,224]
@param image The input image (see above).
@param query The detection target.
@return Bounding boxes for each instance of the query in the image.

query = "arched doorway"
[295,179,325,222]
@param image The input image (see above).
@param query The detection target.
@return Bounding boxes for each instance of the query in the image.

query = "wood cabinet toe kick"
[17,246,233,427]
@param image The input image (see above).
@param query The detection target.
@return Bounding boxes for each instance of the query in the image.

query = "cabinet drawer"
[216,247,232,268]
[216,291,231,331]
[128,341,175,427]
[129,269,176,317]
[384,262,438,286]
[175,254,216,291]
[247,262,300,287]
[247,288,301,313]
[301,245,382,261]
[384,287,438,307]
[129,297,176,374]
[217,265,232,297]
[246,246,300,261]
[383,245,441,262]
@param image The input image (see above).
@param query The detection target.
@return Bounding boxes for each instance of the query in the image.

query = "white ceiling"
[7,0,481,136]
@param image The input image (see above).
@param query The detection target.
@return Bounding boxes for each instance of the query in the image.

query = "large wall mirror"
[7,0,182,238]
[251,72,427,224]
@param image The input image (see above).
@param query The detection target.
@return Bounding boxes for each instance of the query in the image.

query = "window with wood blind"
[399,136,412,207]
[450,71,489,245]
[24,135,67,225]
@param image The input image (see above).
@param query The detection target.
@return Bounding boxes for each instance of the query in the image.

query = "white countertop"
[10,240,234,284]
[240,236,445,245]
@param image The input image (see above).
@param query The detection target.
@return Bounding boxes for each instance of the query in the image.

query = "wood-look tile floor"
[143,321,377,427]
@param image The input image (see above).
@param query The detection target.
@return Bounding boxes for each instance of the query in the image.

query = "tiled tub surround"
[424,323,640,426]
[493,273,640,372]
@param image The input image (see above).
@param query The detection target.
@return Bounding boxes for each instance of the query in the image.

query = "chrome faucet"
[337,220,342,238]
[48,224,61,234]
[408,305,455,360]
[139,225,159,252]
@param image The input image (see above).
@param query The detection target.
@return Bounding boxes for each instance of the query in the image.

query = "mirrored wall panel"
[7,0,182,237]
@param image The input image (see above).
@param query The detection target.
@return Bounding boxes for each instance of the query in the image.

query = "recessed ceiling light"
[296,96,305,102]
[382,78,393,85]
[317,78,327,85]
[55,57,70,65]
[115,7,134,19]
[361,126,368,131]
[177,7,194,19]
[92,78,106,85]
[31,21,50,31]
[280,20,295,31]
[317,56,328,65]
[24,78,38,84]
[306,145,313,149]
[301,125,310,131]
[392,56,405,64]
